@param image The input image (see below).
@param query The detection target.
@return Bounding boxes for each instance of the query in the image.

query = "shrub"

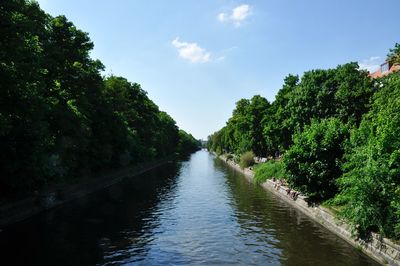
[239,151,255,169]
[233,154,240,164]
[254,160,286,184]
[226,154,234,160]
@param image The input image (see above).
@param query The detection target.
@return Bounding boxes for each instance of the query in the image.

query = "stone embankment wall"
[219,154,400,266]
[0,157,173,228]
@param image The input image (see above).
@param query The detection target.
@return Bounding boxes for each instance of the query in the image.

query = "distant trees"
[208,43,400,239]
[177,130,201,156]
[0,0,199,199]
[103,76,168,161]
[208,95,270,157]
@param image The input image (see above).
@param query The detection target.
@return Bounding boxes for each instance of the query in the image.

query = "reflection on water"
[0,151,378,265]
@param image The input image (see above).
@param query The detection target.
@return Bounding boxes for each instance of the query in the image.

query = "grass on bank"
[254,160,286,184]
[239,151,255,169]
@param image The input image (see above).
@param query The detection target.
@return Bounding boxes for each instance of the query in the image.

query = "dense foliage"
[388,43,400,65]
[208,95,270,156]
[334,72,400,239]
[239,151,255,169]
[253,160,285,184]
[209,63,374,156]
[177,130,202,156]
[209,43,400,239]
[284,118,349,201]
[0,0,199,199]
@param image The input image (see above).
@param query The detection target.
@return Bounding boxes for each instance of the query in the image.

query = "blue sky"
[36,0,400,139]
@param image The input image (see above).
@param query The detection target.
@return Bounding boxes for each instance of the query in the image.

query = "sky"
[36,0,400,140]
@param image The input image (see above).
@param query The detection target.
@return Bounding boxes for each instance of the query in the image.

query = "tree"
[248,95,270,156]
[0,0,53,194]
[227,98,252,154]
[283,118,349,201]
[177,130,200,156]
[333,63,375,125]
[263,74,299,153]
[0,0,196,200]
[103,75,181,161]
[216,96,270,156]
[285,63,374,132]
[387,43,400,65]
[334,72,400,239]
[154,112,180,157]
[207,128,226,155]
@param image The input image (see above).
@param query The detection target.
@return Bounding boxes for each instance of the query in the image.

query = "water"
[0,151,378,265]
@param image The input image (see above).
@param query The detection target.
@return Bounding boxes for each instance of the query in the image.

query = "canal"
[0,150,378,265]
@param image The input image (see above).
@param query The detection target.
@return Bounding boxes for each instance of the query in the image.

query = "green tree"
[226,98,252,154]
[387,43,400,65]
[219,96,270,156]
[284,118,349,201]
[333,63,375,124]
[0,0,53,194]
[285,63,374,132]
[0,0,196,200]
[103,75,176,161]
[334,72,400,239]
[154,112,180,157]
[263,74,298,153]
[177,130,200,156]
[207,128,225,155]
[247,95,270,156]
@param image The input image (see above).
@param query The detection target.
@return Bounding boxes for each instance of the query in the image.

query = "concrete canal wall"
[218,154,400,266]
[0,157,174,228]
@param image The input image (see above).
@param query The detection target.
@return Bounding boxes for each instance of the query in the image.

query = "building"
[369,61,400,78]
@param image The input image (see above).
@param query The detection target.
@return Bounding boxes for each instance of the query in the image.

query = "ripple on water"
[0,151,379,266]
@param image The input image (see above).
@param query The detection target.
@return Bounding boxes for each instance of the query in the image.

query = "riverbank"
[0,157,175,228]
[217,154,400,266]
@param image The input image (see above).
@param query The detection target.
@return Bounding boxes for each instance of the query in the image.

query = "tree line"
[0,0,200,200]
[208,44,400,239]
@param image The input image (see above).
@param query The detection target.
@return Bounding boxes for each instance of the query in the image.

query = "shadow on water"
[0,162,181,265]
[0,151,379,265]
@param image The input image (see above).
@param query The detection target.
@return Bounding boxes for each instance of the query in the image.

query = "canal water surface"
[0,151,379,265]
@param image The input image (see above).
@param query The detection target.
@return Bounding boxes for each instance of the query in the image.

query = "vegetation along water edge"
[216,153,400,265]
[0,1,201,225]
[208,43,400,265]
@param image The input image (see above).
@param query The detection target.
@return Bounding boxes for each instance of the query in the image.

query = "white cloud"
[218,13,226,22]
[172,38,211,63]
[218,4,251,27]
[358,56,381,72]
[232,5,251,24]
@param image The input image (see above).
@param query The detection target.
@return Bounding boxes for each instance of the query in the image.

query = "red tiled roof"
[369,63,400,78]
